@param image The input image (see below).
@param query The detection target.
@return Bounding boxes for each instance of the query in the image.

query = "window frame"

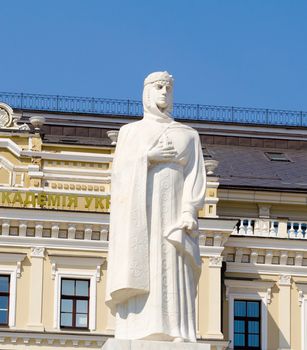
[264,151,291,162]
[0,254,26,328]
[60,278,90,330]
[228,292,269,350]
[233,299,261,349]
[0,274,10,326]
[53,270,98,331]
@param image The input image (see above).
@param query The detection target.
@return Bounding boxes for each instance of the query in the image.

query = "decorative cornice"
[0,253,26,278]
[226,262,307,277]
[225,279,275,304]
[199,245,224,257]
[227,236,307,252]
[0,330,110,347]
[49,255,106,281]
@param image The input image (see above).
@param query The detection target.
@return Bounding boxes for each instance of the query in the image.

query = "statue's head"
[143,71,174,118]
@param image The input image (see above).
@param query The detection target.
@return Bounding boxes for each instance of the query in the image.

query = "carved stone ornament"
[31,247,45,258]
[107,130,119,145]
[0,102,30,130]
[204,159,219,175]
[298,290,304,307]
[279,274,291,286]
[0,103,13,128]
[209,256,223,267]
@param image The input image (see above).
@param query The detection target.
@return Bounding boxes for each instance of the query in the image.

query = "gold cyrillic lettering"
[67,195,78,208]
[105,196,110,209]
[24,192,36,206]
[1,192,11,204]
[37,193,47,206]
[47,194,61,207]
[85,196,93,208]
[95,197,103,209]
[13,192,23,205]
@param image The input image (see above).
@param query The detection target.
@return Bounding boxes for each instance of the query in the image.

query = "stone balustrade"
[287,221,307,239]
[232,218,307,239]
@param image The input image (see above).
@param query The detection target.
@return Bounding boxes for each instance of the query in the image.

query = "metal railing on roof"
[1,91,307,127]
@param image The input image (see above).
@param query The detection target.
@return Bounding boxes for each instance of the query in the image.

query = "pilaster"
[27,247,45,331]
[278,274,291,350]
[204,256,224,340]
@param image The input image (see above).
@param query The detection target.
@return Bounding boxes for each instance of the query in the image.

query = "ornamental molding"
[106,130,119,145]
[199,245,224,257]
[279,274,291,286]
[0,103,13,128]
[0,102,29,130]
[227,235,307,252]
[225,279,275,304]
[31,246,45,258]
[296,283,307,307]
[0,330,109,347]
[226,262,307,277]
[208,256,223,268]
[0,137,113,162]
[49,255,106,281]
[0,253,26,278]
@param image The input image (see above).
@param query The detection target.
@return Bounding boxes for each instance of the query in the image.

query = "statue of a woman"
[105,72,206,342]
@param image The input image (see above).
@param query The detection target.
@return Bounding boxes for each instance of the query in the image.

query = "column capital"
[31,247,45,258]
[279,274,291,286]
[208,256,223,268]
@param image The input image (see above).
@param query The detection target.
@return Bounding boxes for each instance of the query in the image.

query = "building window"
[0,275,10,326]
[234,300,261,349]
[60,279,89,329]
[264,152,290,162]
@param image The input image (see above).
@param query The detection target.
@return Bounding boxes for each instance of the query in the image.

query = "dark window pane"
[234,301,246,316]
[234,320,245,333]
[62,280,75,296]
[60,312,72,327]
[248,321,259,334]
[0,310,8,324]
[61,299,73,313]
[0,296,8,310]
[0,276,9,293]
[234,333,245,346]
[76,313,88,327]
[76,280,88,296]
[248,334,260,347]
[247,301,260,317]
[76,300,88,313]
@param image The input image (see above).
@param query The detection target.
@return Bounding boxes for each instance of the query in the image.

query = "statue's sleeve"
[181,132,206,216]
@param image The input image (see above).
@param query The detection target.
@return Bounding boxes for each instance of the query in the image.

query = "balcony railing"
[1,91,307,127]
[232,219,307,239]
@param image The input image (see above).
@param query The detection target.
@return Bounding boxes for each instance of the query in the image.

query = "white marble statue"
[105,72,206,342]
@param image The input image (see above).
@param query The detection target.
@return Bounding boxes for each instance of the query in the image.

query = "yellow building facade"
[0,97,307,350]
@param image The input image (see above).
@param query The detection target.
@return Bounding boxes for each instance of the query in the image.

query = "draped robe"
[106,100,206,342]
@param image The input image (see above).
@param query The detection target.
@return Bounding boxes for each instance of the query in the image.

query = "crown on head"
[144,71,174,86]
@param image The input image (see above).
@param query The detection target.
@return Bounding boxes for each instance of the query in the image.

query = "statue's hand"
[148,139,177,163]
[179,212,198,237]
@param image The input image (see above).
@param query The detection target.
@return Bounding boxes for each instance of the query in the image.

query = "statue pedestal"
[102,339,212,350]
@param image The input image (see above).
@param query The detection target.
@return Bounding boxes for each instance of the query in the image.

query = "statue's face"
[150,80,173,110]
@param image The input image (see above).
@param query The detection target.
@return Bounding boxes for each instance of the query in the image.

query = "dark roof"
[208,144,307,191]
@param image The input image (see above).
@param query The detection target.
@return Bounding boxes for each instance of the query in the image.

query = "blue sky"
[1,0,307,110]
